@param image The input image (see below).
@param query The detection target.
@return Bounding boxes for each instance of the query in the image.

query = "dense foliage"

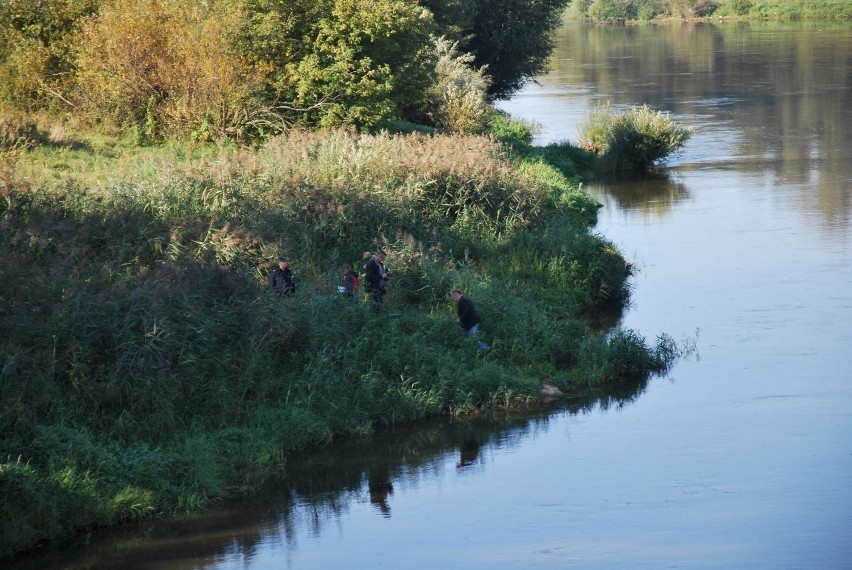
[577,104,694,172]
[0,0,573,138]
[426,0,571,99]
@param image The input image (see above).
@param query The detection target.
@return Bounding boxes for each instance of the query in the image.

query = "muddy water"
[18,22,852,569]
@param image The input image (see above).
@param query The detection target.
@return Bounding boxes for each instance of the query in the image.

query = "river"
[17,21,852,570]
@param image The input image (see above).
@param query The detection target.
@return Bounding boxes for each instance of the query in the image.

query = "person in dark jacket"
[452,290,489,351]
[364,250,389,310]
[269,256,296,297]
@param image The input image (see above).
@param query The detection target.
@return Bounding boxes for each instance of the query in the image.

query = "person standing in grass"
[364,250,389,310]
[452,290,490,351]
[269,256,296,297]
[338,262,360,298]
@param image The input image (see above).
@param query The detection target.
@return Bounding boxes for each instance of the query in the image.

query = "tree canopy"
[0,0,569,136]
[425,0,570,100]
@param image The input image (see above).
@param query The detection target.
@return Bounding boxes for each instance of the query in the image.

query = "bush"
[635,0,668,19]
[588,0,637,21]
[74,0,266,141]
[256,0,438,130]
[0,460,60,558]
[443,0,570,99]
[566,0,595,20]
[730,0,754,15]
[578,104,693,172]
[669,0,717,18]
[425,37,491,135]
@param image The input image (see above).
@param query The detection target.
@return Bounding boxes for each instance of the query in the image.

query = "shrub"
[443,0,570,99]
[588,0,637,22]
[425,37,491,135]
[563,329,678,394]
[73,0,441,135]
[0,33,53,111]
[566,0,595,20]
[269,0,438,130]
[635,0,668,19]
[0,460,60,558]
[578,104,693,172]
[74,0,265,141]
[731,0,753,15]
[669,0,717,18]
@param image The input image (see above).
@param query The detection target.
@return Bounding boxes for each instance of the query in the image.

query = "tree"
[234,0,438,129]
[288,0,436,128]
[75,0,269,140]
[0,0,100,110]
[424,0,570,100]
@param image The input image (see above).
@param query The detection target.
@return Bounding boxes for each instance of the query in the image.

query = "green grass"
[566,0,852,21]
[0,126,682,558]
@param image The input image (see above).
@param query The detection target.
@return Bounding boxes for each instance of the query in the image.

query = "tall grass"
[0,129,682,558]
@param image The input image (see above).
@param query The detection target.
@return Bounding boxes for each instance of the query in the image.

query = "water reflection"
[585,172,691,218]
[515,22,852,231]
[16,375,655,570]
[455,438,481,470]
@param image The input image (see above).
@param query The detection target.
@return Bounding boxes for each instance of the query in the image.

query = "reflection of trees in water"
[23,377,654,569]
[546,22,851,233]
[585,172,691,220]
[271,376,653,539]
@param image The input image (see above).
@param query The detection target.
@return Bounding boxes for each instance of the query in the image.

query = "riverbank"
[566,0,852,22]
[0,127,677,558]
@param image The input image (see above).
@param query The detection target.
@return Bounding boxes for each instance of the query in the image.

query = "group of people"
[268,250,489,351]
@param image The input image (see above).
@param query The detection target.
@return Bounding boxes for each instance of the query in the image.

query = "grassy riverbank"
[711,0,852,20]
[0,125,678,558]
[567,0,852,22]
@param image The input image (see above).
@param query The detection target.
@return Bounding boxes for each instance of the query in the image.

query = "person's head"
[340,262,352,273]
[278,256,289,269]
[376,250,386,262]
[452,290,463,302]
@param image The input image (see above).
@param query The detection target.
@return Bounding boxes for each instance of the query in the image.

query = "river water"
[18,22,852,570]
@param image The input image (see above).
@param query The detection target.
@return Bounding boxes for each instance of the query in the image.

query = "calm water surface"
[19,22,852,569]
